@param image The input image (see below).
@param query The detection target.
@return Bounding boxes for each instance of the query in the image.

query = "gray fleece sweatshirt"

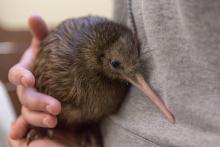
[101,0,220,147]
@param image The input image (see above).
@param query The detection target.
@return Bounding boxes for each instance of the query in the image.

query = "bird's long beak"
[124,73,175,124]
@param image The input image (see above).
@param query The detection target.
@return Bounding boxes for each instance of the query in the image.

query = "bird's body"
[28,16,174,147]
[34,16,130,126]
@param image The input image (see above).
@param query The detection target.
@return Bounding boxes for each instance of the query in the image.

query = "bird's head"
[100,33,141,81]
[79,21,175,123]
[96,30,175,123]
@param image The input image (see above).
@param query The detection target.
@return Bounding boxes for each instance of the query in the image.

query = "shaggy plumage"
[27,16,174,147]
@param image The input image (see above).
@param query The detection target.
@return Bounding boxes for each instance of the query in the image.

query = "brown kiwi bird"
[27,16,175,147]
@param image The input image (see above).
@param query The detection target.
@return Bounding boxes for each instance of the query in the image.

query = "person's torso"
[102,0,220,146]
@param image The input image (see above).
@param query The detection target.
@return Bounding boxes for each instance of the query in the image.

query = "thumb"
[28,15,48,49]
[28,15,48,41]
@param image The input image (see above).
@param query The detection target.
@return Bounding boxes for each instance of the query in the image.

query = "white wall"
[0,0,113,31]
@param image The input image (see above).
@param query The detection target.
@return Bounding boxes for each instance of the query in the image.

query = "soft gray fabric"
[102,0,220,146]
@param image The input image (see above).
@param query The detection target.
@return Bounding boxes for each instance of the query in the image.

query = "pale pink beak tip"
[167,111,175,124]
[125,73,176,124]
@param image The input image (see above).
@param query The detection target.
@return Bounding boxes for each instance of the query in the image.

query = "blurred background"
[0,0,113,146]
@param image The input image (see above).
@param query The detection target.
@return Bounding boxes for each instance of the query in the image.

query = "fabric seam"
[106,117,163,147]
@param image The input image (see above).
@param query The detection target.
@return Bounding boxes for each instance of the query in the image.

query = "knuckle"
[16,86,24,102]
[8,67,13,79]
[21,107,27,115]
[20,90,36,108]
[20,94,29,107]
[26,96,38,108]
[20,89,48,111]
[21,107,33,123]
[21,108,29,121]
[8,66,18,83]
[26,95,45,111]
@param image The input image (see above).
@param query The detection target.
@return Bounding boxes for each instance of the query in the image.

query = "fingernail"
[43,116,56,128]
[46,105,60,115]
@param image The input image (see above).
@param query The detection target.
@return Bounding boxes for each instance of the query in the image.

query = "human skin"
[8,15,74,147]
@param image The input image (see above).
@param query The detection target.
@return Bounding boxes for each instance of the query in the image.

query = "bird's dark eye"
[111,60,120,68]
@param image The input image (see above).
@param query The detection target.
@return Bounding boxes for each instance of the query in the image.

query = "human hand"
[8,116,69,147]
[8,116,81,147]
[8,15,62,147]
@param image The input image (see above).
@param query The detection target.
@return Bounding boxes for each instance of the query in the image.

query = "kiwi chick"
[27,16,174,147]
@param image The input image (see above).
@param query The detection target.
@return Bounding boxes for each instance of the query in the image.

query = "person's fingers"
[8,15,48,87]
[22,106,57,128]
[8,45,35,87]
[9,116,29,140]
[8,47,34,88]
[8,138,26,147]
[17,86,61,115]
[8,64,35,87]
